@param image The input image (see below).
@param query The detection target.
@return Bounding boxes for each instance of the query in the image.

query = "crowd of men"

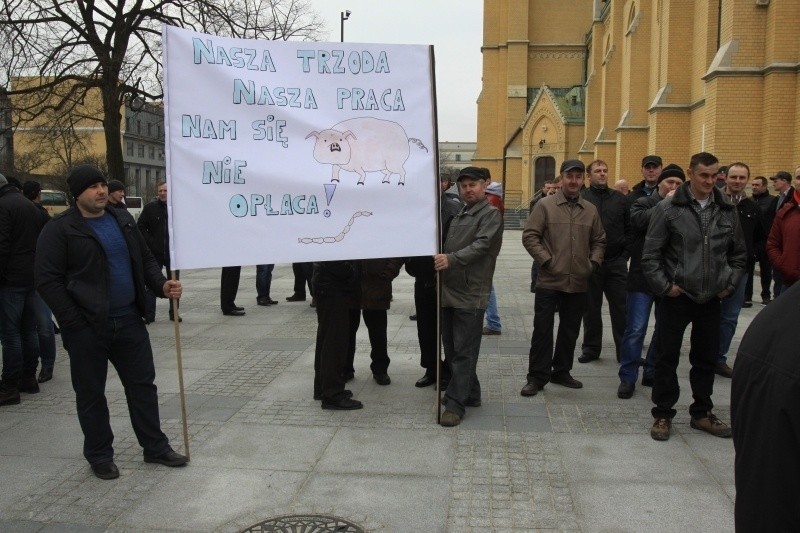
[1,157,798,487]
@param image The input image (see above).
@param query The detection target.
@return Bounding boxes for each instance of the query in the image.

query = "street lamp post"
[340,10,351,42]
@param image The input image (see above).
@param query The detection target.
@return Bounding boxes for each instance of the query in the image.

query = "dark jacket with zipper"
[626,192,663,293]
[641,183,747,304]
[34,206,167,332]
[0,184,49,287]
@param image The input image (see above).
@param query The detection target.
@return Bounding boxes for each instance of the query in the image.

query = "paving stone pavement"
[0,232,750,531]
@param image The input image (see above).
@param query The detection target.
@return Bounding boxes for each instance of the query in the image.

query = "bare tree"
[0,0,324,181]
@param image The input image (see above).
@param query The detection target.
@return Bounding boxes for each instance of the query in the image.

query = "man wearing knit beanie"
[617,164,684,399]
[106,180,127,210]
[35,164,187,479]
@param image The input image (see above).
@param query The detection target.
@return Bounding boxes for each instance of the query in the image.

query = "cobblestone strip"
[186,349,304,396]
[447,431,579,531]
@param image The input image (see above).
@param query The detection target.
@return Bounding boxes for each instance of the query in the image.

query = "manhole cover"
[241,514,365,533]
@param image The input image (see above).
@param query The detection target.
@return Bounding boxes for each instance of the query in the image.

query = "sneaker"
[650,417,672,441]
[690,412,732,438]
[617,381,635,399]
[714,362,733,378]
[440,410,461,427]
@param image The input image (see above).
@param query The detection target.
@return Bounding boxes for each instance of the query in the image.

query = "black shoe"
[233,305,244,311]
[144,317,155,324]
[310,298,317,308]
[321,397,363,410]
[18,375,40,394]
[222,309,246,316]
[144,449,188,467]
[286,294,306,302]
[577,353,599,364]
[91,461,120,480]
[742,300,753,308]
[169,314,182,322]
[641,376,654,387]
[314,389,352,401]
[409,314,417,321]
[0,384,21,407]
[550,374,583,389]
[415,374,436,388]
[520,382,538,397]
[617,381,635,399]
[257,297,278,306]
[37,367,53,383]
[340,371,355,382]
[373,373,391,386]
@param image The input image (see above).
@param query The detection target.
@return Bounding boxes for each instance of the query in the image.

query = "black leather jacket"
[35,206,167,332]
[641,183,747,303]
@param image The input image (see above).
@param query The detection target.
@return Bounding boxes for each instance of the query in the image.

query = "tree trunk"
[101,81,125,182]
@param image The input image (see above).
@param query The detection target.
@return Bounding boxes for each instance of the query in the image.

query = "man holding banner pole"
[35,164,187,480]
[434,167,503,427]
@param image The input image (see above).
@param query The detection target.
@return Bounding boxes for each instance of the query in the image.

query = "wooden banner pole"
[170,270,191,460]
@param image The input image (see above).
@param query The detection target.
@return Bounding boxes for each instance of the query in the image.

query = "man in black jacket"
[731,281,800,531]
[628,155,662,203]
[747,176,774,304]
[35,165,186,480]
[0,173,49,406]
[578,159,631,363]
[642,152,747,441]
[137,180,179,322]
[715,163,765,378]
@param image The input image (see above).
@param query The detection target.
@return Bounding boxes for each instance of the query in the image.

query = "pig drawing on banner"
[305,117,428,186]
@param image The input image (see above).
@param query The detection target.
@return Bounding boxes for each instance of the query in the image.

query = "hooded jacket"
[641,182,747,303]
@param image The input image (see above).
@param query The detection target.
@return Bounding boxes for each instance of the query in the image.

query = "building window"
[159,149,164,160]
[138,144,144,157]
[147,122,152,136]
[126,142,134,156]
[135,168,141,180]
[455,154,461,162]
[136,120,141,134]
[146,169,151,181]
[156,170,160,180]
[149,146,155,159]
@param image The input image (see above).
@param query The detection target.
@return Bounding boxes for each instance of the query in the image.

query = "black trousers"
[527,289,587,385]
[745,249,773,301]
[220,266,241,311]
[651,294,720,419]
[61,313,170,465]
[581,258,628,361]
[414,279,437,374]
[314,293,355,401]
[291,262,314,298]
[345,309,391,375]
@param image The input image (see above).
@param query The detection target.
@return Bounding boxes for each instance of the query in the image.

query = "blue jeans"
[718,274,747,364]
[256,264,275,298]
[618,292,657,384]
[0,286,40,383]
[441,307,484,417]
[484,285,501,331]
[32,292,56,369]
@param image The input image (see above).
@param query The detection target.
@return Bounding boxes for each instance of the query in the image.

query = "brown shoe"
[651,417,672,441]
[520,382,538,397]
[690,412,732,438]
[285,294,306,302]
[714,362,733,378]
[440,410,461,427]
[482,327,501,336]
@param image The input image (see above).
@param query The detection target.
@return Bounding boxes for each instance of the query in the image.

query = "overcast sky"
[311,1,483,142]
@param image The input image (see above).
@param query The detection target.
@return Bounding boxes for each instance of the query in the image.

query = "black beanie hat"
[657,164,686,184]
[67,164,107,200]
[107,179,125,193]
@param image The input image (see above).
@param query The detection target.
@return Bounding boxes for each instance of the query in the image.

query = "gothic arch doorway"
[533,156,556,193]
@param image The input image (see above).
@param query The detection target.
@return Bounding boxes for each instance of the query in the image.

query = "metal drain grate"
[241,514,365,533]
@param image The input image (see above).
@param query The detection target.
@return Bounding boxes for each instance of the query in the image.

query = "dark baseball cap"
[642,155,662,167]
[560,159,585,173]
[771,171,792,182]
[456,166,486,181]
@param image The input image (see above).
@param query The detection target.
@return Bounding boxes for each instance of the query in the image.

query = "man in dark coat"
[747,175,774,304]
[0,173,49,406]
[731,281,800,531]
[35,165,186,479]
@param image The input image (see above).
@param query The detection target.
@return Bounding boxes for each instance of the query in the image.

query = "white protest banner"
[162,25,439,270]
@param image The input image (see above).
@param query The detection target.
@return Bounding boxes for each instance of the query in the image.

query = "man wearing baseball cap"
[35,164,187,479]
[629,155,663,202]
[768,170,795,295]
[521,159,606,396]
[434,166,503,427]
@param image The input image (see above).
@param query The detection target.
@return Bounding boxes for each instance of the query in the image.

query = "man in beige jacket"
[521,160,606,396]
